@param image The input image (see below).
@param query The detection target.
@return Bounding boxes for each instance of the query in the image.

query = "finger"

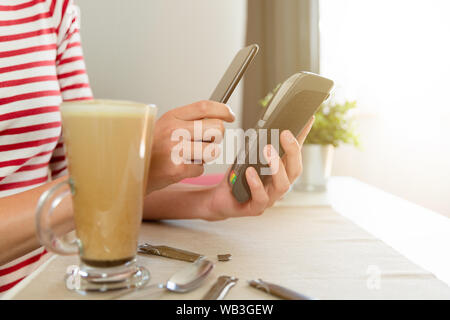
[180,141,221,163]
[172,100,235,122]
[297,116,315,145]
[184,119,225,142]
[280,130,302,183]
[244,167,270,216]
[263,144,290,200]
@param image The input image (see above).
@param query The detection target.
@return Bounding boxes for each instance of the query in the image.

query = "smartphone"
[209,44,259,103]
[228,72,334,203]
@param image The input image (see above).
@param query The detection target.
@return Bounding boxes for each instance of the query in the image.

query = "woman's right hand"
[146,100,235,193]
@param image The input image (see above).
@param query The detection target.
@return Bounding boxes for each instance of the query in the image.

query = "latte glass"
[35,100,157,293]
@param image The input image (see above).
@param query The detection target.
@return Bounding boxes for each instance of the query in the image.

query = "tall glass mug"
[35,100,157,293]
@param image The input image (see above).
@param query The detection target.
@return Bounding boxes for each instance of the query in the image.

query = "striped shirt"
[0,0,92,294]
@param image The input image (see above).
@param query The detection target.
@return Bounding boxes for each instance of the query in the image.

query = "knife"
[248,279,313,300]
[203,275,238,300]
[138,243,203,263]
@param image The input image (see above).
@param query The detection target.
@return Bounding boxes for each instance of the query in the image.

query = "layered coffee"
[60,100,155,267]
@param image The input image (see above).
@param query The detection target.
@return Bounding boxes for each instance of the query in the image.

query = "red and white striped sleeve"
[49,0,93,179]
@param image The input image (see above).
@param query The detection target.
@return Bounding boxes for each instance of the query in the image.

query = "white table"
[4,177,450,300]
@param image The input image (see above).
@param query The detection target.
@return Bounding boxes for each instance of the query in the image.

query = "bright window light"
[320,0,450,117]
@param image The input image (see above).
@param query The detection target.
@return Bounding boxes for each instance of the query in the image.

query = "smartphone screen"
[209,44,259,103]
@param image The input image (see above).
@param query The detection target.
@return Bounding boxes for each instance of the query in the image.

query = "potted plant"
[297,100,359,191]
[260,90,359,191]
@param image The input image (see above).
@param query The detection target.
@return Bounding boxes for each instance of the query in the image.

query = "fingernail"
[264,144,278,160]
[284,130,296,143]
[225,104,235,117]
[247,167,258,184]
[264,145,271,159]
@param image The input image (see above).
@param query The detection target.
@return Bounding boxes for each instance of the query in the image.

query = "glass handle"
[35,179,79,255]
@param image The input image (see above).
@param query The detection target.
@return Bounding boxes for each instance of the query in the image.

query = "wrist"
[201,184,232,221]
[200,185,220,221]
[143,183,216,220]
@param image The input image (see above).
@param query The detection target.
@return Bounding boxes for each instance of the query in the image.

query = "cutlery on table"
[248,279,313,300]
[114,257,214,299]
[202,275,238,300]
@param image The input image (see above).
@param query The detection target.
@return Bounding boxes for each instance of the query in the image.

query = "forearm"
[143,183,214,220]
[0,176,74,265]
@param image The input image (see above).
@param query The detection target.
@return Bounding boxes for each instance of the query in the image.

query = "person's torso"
[1,0,63,197]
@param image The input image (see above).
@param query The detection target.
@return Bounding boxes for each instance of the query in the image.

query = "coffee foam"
[61,99,157,117]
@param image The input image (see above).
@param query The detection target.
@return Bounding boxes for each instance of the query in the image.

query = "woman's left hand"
[204,117,314,221]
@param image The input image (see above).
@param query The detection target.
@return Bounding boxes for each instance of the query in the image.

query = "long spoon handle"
[202,276,238,300]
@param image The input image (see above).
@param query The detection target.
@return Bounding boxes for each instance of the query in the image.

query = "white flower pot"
[294,144,334,192]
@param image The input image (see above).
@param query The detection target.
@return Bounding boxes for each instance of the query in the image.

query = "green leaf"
[260,87,360,147]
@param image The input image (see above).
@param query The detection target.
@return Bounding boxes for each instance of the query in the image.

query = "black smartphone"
[228,72,334,203]
[209,44,259,103]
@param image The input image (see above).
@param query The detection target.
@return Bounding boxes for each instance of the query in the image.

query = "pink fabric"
[181,174,224,186]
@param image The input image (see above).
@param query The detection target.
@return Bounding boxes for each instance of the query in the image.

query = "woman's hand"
[204,117,314,221]
[147,100,235,192]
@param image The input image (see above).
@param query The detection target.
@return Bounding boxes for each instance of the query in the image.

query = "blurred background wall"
[74,0,450,218]
[76,0,246,125]
[320,0,450,217]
